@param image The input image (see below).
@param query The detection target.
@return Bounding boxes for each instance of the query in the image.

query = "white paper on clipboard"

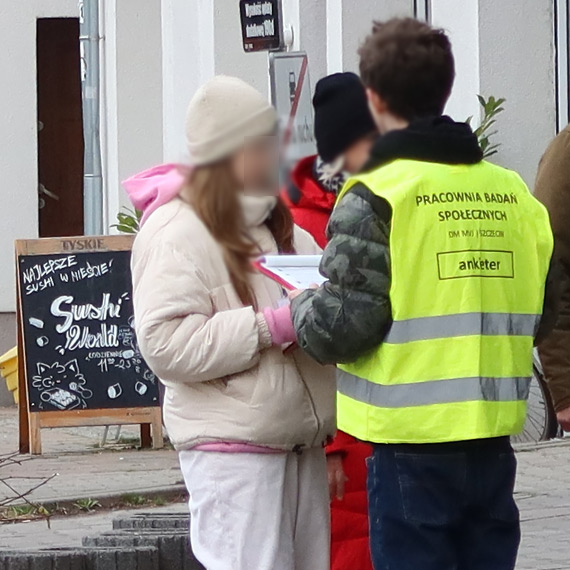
[255,255,326,290]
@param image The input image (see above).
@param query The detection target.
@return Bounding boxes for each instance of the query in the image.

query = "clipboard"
[254,255,326,290]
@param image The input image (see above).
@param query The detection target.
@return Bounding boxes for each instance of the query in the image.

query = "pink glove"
[263,305,297,345]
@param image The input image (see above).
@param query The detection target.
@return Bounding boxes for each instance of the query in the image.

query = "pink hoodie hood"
[122,163,192,226]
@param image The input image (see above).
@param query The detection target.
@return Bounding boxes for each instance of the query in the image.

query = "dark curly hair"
[359,18,455,121]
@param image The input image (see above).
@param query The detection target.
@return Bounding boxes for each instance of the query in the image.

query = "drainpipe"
[79,0,104,235]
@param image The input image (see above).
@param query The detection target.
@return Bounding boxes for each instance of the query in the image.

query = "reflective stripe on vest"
[337,369,531,409]
[384,312,541,344]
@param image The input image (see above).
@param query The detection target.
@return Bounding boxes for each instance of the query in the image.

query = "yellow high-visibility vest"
[337,159,553,444]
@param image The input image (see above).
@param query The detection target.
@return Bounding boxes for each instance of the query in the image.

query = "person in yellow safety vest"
[290,18,559,570]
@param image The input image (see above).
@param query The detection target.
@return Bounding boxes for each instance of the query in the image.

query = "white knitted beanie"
[185,76,278,166]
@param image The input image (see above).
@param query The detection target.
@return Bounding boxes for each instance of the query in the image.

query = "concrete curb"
[113,513,189,530]
[0,546,159,570]
[5,485,187,514]
[68,485,188,509]
[83,530,202,570]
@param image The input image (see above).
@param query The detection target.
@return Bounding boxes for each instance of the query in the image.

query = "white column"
[555,0,569,131]
[327,0,415,74]
[326,0,344,74]
[430,0,480,123]
[115,0,164,181]
[414,0,429,21]
[162,0,215,163]
[103,0,164,229]
[101,0,120,231]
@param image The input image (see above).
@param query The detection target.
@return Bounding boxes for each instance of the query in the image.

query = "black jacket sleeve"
[291,183,392,365]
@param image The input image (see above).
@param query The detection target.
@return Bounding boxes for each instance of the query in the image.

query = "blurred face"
[343,134,376,174]
[231,135,280,196]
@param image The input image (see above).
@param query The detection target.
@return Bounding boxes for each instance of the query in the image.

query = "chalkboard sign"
[239,0,283,53]
[16,236,163,454]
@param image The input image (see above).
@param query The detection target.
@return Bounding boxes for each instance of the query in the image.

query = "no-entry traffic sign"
[270,51,317,165]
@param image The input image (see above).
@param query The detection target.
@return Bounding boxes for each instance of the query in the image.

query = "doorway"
[37,18,84,237]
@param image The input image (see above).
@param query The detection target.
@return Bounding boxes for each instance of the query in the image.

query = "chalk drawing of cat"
[32,360,93,410]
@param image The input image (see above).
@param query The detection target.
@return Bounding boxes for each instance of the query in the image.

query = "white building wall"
[0,0,165,307]
[430,0,556,185]
[0,0,79,314]
[430,0,480,124]
[478,0,556,186]
[297,0,328,89]
[555,0,569,131]
[104,0,164,225]
[162,0,202,163]
[161,0,271,164]
[0,0,80,403]
[111,0,558,239]
[0,0,561,310]
[160,0,417,164]
[214,0,269,95]
[0,0,563,404]
[326,0,344,73]
[328,0,415,74]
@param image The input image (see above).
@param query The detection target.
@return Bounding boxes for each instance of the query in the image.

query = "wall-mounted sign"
[239,0,283,53]
[270,52,316,165]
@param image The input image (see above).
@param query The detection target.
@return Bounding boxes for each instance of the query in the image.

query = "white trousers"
[179,448,330,570]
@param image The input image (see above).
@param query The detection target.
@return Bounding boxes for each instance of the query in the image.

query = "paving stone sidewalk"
[1,407,569,568]
[515,441,570,570]
[0,407,184,506]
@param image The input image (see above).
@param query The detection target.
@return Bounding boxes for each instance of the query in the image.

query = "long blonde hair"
[185,161,295,307]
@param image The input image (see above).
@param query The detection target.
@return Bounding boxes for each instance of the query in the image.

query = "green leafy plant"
[35,504,55,517]
[112,207,142,234]
[152,495,167,507]
[466,95,506,159]
[9,504,37,517]
[73,498,101,512]
[120,493,147,506]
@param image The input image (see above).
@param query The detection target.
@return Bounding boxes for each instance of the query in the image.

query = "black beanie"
[313,72,377,163]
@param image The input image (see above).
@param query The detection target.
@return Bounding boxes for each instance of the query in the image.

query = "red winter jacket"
[283,155,374,570]
[282,155,336,249]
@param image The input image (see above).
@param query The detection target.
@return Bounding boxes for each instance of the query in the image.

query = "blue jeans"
[367,438,520,570]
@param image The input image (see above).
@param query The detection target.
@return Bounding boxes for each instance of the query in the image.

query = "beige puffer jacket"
[131,195,336,451]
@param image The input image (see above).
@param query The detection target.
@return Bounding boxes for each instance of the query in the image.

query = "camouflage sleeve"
[291,183,392,365]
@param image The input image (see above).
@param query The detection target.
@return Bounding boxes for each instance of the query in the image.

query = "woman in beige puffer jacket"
[127,76,336,570]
